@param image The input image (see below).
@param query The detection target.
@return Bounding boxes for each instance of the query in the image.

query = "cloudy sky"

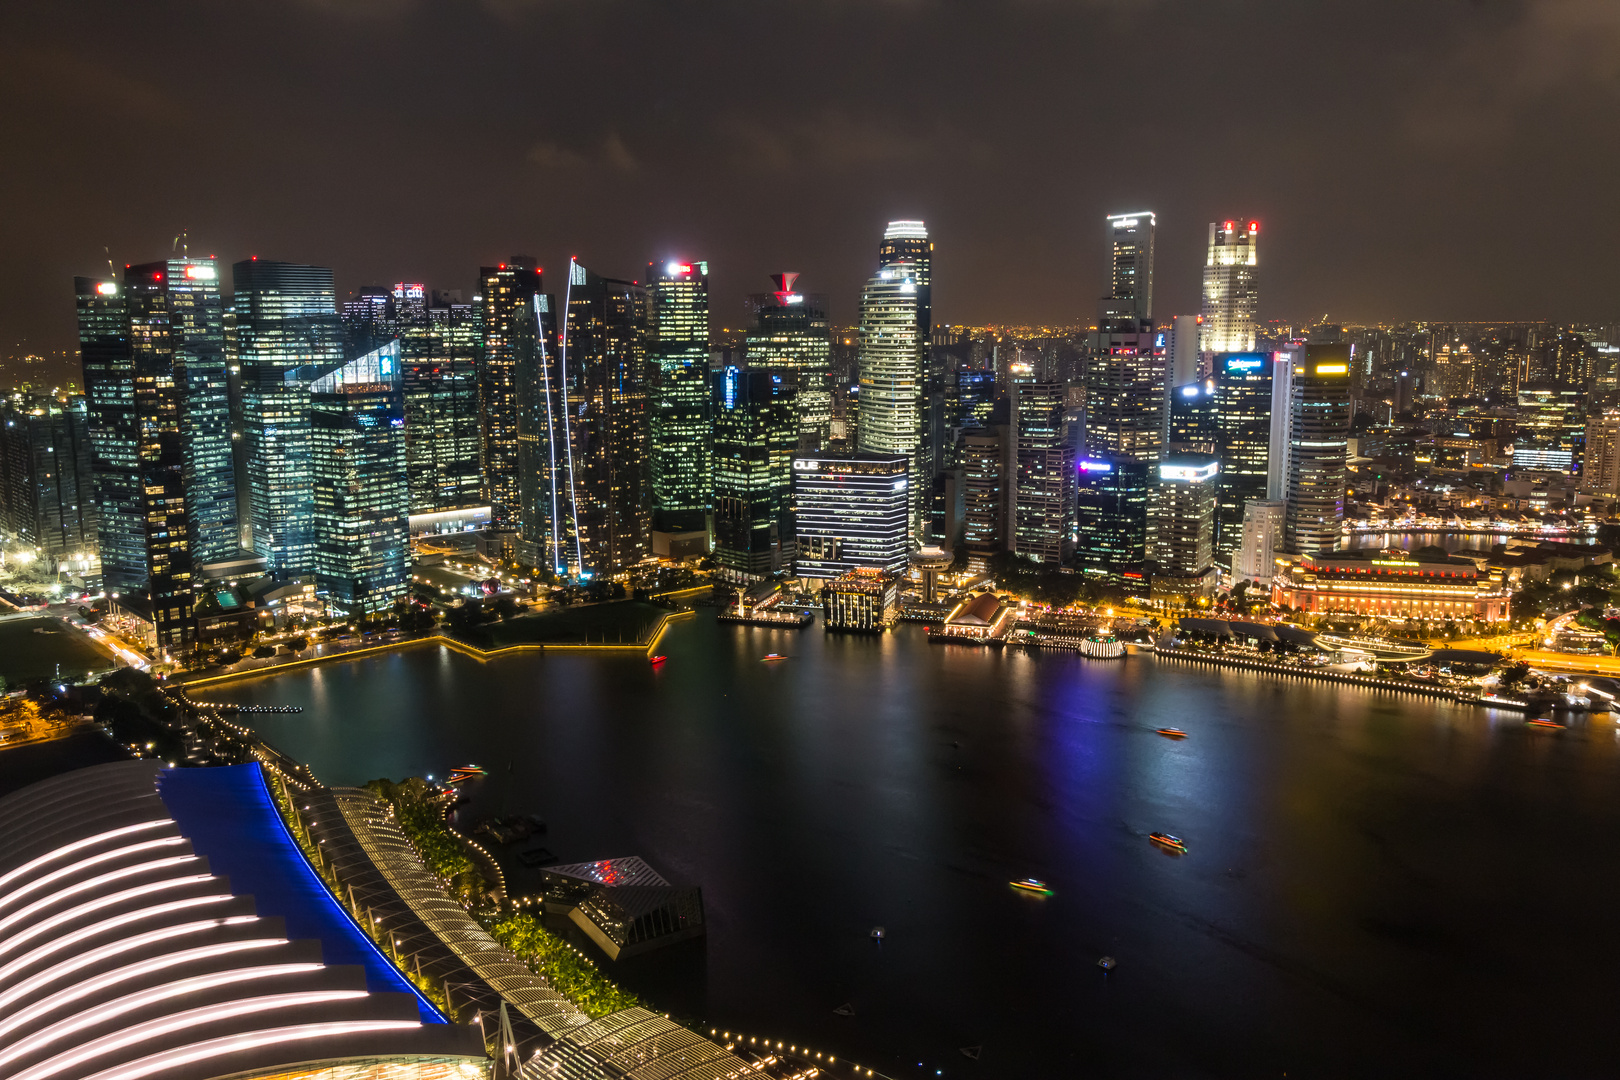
[4,0,1618,366]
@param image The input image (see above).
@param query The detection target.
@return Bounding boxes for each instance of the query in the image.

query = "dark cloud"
[2,0,1618,369]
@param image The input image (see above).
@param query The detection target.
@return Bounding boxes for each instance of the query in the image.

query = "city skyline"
[6,2,1620,369]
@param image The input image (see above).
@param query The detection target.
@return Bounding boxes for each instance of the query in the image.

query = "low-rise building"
[823,568,898,631]
[1271,548,1510,621]
[937,591,1014,640]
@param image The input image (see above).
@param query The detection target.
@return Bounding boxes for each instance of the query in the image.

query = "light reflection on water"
[211,613,1620,1077]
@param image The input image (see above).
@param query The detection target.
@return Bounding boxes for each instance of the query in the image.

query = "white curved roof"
[0,761,483,1080]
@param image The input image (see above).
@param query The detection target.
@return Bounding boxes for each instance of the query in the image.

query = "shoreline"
[181,609,695,690]
[1150,646,1531,709]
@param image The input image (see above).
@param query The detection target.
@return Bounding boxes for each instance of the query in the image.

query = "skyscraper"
[563,260,652,576]
[233,259,343,578]
[710,366,796,580]
[76,275,143,591]
[0,394,97,571]
[124,261,197,650]
[310,341,408,616]
[514,292,577,576]
[648,260,712,538]
[401,299,484,515]
[1010,382,1074,564]
[1149,453,1220,605]
[747,273,832,450]
[1103,212,1154,324]
[1212,352,1274,559]
[1200,220,1259,354]
[1074,455,1151,592]
[478,258,543,527]
[1513,385,1584,473]
[1580,408,1620,497]
[960,426,1010,571]
[858,221,933,544]
[1284,345,1352,554]
[791,453,910,579]
[1084,211,1166,462]
[1231,499,1286,584]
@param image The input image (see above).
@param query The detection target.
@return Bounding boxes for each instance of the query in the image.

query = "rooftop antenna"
[104,247,116,280]
[172,229,189,257]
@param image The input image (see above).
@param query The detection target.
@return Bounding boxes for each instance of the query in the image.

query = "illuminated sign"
[793,459,821,471]
[1078,460,1113,472]
[95,282,117,296]
[723,366,739,409]
[1372,559,1418,567]
[665,262,693,277]
[1314,363,1349,375]
[392,282,423,298]
[1181,385,1200,397]
[1159,461,1220,483]
[1223,354,1265,372]
[1113,218,1138,228]
[184,265,216,281]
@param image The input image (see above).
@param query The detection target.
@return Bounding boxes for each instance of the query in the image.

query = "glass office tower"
[514,293,577,576]
[1011,382,1074,564]
[858,221,933,545]
[402,300,484,515]
[0,395,98,570]
[1200,220,1259,354]
[564,259,652,577]
[76,275,143,591]
[478,258,543,527]
[648,260,712,536]
[1212,352,1274,560]
[1285,344,1353,554]
[124,261,197,650]
[310,341,408,616]
[1085,212,1166,463]
[746,273,832,450]
[163,258,237,566]
[791,452,910,579]
[710,366,796,580]
[1075,455,1151,592]
[233,259,342,577]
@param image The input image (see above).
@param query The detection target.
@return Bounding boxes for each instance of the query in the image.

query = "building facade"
[747,273,832,450]
[76,275,143,591]
[1285,345,1352,554]
[792,452,909,579]
[1230,499,1286,584]
[1580,407,1620,496]
[822,568,898,631]
[564,260,652,576]
[1200,219,1259,354]
[1011,382,1073,564]
[0,395,97,569]
[1271,549,1510,621]
[234,260,343,578]
[310,342,409,617]
[1213,351,1274,559]
[478,257,543,526]
[960,426,1009,570]
[1148,454,1219,603]
[710,366,796,580]
[858,221,933,544]
[1075,455,1151,589]
[401,300,484,515]
[648,260,712,537]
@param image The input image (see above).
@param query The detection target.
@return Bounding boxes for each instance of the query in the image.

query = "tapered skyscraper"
[857,221,933,544]
[1103,212,1155,324]
[1200,220,1259,354]
[648,260,711,537]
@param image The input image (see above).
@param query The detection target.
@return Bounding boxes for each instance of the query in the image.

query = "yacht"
[1149,832,1188,853]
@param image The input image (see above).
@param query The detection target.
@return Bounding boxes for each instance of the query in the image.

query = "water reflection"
[211,614,1620,1077]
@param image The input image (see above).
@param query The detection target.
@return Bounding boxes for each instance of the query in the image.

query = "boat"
[762,653,788,662]
[649,655,667,666]
[1009,878,1053,895]
[1527,717,1565,730]
[1096,956,1117,972]
[445,764,487,784]
[959,1046,982,1060]
[1155,727,1188,739]
[869,926,885,940]
[1149,832,1187,853]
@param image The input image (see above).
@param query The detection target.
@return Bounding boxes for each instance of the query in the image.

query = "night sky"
[4,0,1617,372]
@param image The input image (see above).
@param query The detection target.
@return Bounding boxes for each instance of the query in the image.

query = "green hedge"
[488,912,640,1019]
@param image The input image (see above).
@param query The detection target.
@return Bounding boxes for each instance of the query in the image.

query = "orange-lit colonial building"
[1271,549,1510,621]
